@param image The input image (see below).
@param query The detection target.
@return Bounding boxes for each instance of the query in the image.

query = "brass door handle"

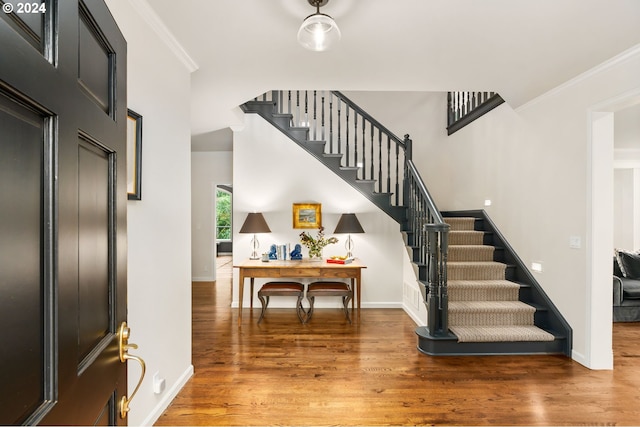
[118,322,146,419]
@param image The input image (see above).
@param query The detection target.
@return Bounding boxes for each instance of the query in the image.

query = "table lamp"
[333,213,364,258]
[239,212,271,260]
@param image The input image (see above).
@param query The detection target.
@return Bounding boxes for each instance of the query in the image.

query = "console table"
[234,259,366,322]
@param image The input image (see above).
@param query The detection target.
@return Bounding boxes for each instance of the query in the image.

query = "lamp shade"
[239,213,271,234]
[334,213,364,234]
[297,13,341,52]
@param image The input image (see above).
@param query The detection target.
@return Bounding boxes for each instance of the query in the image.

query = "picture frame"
[292,203,321,229]
[127,109,143,200]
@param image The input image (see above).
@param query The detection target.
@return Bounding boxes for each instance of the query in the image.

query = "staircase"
[241,90,571,357]
[240,91,408,224]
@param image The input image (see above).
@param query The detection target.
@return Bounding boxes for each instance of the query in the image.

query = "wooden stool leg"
[257,294,269,324]
[342,294,352,324]
[296,294,305,323]
[305,296,315,323]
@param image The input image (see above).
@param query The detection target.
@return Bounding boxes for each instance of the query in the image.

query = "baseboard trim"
[139,364,194,426]
[402,303,424,327]
[192,276,214,282]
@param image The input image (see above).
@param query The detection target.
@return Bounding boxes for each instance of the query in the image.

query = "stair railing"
[252,90,450,337]
[447,91,505,135]
[405,160,450,337]
[259,90,410,208]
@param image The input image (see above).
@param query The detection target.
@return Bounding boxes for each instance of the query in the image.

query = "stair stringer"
[241,100,407,224]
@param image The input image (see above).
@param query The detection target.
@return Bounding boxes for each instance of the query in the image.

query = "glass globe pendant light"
[297,0,341,52]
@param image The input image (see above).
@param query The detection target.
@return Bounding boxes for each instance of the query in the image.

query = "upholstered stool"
[257,282,305,324]
[306,281,353,324]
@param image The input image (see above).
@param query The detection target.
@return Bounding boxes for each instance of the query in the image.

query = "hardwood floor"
[156,256,640,426]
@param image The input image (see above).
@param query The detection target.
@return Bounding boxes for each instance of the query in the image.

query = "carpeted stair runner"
[445,217,554,343]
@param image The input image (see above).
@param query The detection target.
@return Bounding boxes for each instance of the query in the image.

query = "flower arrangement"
[299,226,338,259]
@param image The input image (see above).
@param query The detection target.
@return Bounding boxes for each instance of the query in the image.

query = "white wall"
[232,114,405,310]
[614,168,635,250]
[105,1,193,424]
[343,46,640,369]
[191,152,233,280]
[613,105,640,251]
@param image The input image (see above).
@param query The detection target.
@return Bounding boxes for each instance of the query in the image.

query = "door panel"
[78,3,113,114]
[77,139,112,363]
[0,0,49,54]
[0,91,49,425]
[0,0,128,424]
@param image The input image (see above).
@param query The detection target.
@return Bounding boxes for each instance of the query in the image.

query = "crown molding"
[127,0,199,73]
[516,43,640,112]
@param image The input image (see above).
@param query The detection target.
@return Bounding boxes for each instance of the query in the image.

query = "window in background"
[216,188,232,240]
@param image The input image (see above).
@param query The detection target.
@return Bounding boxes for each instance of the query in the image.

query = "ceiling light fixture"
[297,0,341,52]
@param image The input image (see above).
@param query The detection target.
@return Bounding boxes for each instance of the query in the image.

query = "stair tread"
[448,261,505,267]
[449,301,535,312]
[449,325,556,342]
[448,280,519,288]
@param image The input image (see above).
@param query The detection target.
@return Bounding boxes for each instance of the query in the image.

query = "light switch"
[569,236,581,249]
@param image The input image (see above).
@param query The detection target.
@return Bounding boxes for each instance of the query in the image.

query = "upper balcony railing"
[447,91,505,135]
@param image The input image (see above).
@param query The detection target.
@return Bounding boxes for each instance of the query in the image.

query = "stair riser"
[449,232,484,245]
[449,311,534,327]
[305,141,326,155]
[445,218,476,231]
[447,266,506,281]
[448,246,494,262]
[288,128,309,140]
[448,288,519,302]
[322,155,343,170]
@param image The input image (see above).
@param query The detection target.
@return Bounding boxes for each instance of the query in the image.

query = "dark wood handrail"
[331,91,409,156]
[447,91,504,135]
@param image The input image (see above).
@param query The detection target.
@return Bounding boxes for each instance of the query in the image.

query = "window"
[216,188,231,240]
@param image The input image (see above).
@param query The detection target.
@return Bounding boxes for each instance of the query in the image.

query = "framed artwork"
[127,109,143,200]
[293,203,321,229]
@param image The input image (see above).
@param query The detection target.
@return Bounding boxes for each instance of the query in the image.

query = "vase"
[308,247,323,261]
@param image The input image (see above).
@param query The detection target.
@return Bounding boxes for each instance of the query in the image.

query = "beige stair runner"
[445,217,554,343]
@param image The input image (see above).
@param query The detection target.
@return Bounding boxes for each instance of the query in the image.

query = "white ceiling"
[141,0,640,137]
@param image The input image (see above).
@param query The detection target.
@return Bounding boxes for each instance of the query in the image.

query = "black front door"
[0,0,128,424]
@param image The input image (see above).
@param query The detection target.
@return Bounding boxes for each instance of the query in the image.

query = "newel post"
[425,222,450,337]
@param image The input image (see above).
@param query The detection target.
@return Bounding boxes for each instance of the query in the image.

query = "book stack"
[326,257,354,264]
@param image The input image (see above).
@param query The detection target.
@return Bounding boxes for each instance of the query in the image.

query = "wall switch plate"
[484,199,492,206]
[569,236,581,249]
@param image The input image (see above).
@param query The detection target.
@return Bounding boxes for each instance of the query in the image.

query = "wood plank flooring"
[156,256,640,426]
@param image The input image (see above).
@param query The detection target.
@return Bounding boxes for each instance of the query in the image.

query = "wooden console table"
[234,259,366,322]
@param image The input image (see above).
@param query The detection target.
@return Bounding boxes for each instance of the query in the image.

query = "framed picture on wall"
[292,203,321,229]
[127,109,143,200]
